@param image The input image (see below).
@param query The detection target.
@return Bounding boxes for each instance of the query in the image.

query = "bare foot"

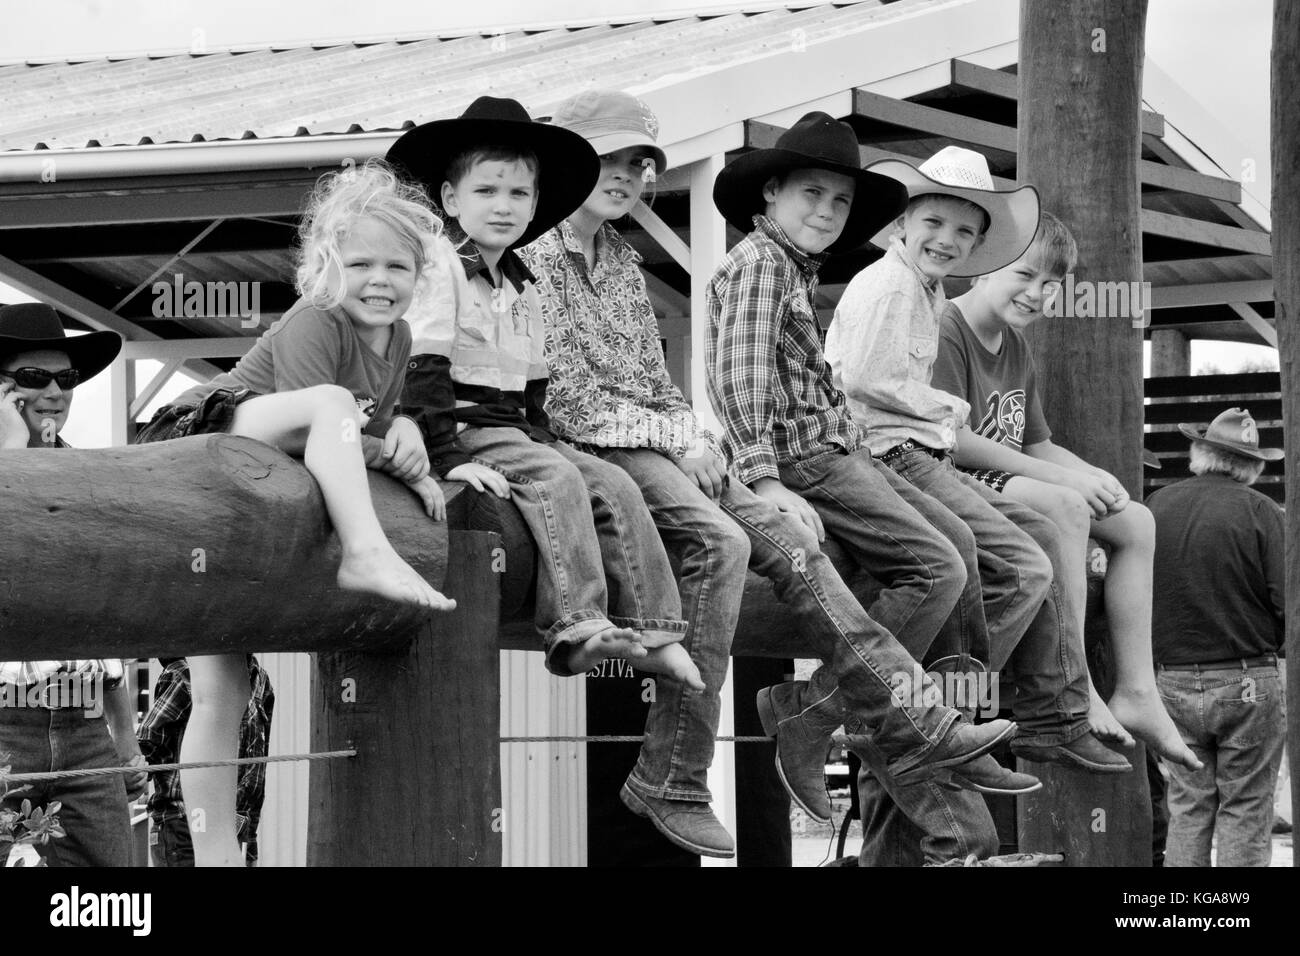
[338,545,456,612]
[637,642,705,692]
[567,626,647,674]
[1108,686,1202,770]
[1087,693,1136,751]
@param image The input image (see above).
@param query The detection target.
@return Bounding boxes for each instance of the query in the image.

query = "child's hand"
[120,753,148,803]
[446,462,510,499]
[1063,470,1118,520]
[379,417,431,483]
[405,474,447,520]
[676,439,728,501]
[752,477,825,542]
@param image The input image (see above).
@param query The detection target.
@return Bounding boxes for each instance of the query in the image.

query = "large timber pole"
[1272,0,1300,861]
[1017,0,1152,866]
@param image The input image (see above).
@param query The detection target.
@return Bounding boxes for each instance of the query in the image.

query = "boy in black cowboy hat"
[705,113,1027,860]
[1148,407,1286,866]
[387,99,702,698]
[0,301,147,866]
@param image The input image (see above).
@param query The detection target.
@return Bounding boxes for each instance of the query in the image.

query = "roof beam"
[1149,280,1274,308]
[948,59,1166,137]
[1141,210,1272,255]
[850,88,1242,203]
[0,181,313,228]
[121,338,257,361]
[0,252,223,380]
[1228,302,1278,347]
[630,201,691,272]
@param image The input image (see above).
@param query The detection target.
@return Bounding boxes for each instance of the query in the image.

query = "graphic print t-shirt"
[931,302,1050,451]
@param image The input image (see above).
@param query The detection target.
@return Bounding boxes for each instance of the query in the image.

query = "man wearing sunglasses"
[1,301,147,866]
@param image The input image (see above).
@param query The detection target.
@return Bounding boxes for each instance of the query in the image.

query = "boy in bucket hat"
[706,113,1028,862]
[1147,408,1285,866]
[0,302,147,866]
[387,99,701,683]
[826,147,1128,864]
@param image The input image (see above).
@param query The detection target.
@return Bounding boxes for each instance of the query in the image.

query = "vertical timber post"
[1271,0,1300,858]
[1017,0,1153,866]
[308,530,503,866]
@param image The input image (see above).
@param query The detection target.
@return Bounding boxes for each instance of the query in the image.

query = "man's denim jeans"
[595,448,961,802]
[0,707,130,866]
[1158,662,1285,867]
[457,428,686,674]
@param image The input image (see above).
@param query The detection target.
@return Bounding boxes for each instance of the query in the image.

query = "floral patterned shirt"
[522,221,717,460]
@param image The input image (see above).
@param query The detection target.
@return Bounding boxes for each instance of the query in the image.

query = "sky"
[0,0,1279,446]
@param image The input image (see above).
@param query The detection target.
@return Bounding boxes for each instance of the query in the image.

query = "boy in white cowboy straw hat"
[826,146,1129,864]
[706,111,1029,864]
[1147,407,1285,866]
[933,210,1200,773]
[0,301,148,866]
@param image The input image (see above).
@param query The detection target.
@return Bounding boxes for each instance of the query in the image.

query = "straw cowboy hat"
[867,145,1041,277]
[711,111,909,254]
[1178,407,1283,461]
[386,95,600,249]
[0,302,122,381]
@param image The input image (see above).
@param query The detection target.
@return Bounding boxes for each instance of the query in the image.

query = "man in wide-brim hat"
[0,301,121,448]
[1,300,146,867]
[1148,406,1286,867]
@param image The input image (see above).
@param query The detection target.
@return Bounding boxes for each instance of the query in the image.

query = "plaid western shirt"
[138,656,274,856]
[521,220,719,459]
[706,215,863,484]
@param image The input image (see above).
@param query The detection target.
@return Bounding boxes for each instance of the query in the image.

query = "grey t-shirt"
[931,302,1050,451]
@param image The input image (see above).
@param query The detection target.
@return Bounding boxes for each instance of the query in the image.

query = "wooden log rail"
[1,435,1117,865]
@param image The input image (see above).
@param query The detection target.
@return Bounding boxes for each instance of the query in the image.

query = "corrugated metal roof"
[0,1,930,152]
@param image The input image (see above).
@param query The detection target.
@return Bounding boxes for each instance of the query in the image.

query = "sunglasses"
[0,367,81,390]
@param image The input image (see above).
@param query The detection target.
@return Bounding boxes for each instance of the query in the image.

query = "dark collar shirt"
[1148,473,1285,664]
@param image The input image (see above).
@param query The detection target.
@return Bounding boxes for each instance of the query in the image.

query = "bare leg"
[1001,476,1133,749]
[180,654,249,867]
[230,385,453,612]
[1091,504,1201,769]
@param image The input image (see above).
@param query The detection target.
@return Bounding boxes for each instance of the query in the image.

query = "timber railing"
[1,433,1139,866]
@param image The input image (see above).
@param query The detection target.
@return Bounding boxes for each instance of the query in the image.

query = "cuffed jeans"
[457,428,686,673]
[594,447,962,802]
[1158,661,1285,867]
[0,707,130,867]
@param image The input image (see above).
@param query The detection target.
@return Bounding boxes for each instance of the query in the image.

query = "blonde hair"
[1189,441,1265,485]
[1023,210,1079,277]
[296,159,444,308]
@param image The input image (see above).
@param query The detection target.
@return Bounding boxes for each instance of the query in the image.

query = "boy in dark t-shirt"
[934,211,1199,769]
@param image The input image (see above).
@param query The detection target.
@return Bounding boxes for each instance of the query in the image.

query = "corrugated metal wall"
[500,650,586,866]
[254,652,312,867]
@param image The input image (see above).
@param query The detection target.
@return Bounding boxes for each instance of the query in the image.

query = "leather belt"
[1157,654,1278,672]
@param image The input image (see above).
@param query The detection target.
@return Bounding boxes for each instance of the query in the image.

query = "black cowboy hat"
[0,302,122,381]
[386,95,600,249]
[712,111,909,254]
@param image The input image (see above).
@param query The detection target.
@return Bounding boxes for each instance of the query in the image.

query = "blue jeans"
[886,449,1089,741]
[1158,662,1285,867]
[594,448,962,801]
[0,706,131,866]
[857,449,1089,865]
[456,428,686,673]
